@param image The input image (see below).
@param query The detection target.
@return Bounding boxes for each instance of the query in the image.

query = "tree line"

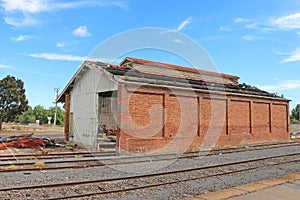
[0,75,64,131]
[17,105,64,125]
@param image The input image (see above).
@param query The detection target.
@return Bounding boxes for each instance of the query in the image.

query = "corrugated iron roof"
[106,67,284,99]
[57,58,288,103]
[120,57,240,81]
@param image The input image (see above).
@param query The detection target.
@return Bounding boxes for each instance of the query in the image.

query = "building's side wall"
[117,84,290,154]
[69,69,117,147]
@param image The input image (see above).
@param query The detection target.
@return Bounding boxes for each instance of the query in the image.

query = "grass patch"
[4,165,20,170]
[34,161,45,167]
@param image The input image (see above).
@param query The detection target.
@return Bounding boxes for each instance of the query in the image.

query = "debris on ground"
[291,132,300,139]
[0,133,69,151]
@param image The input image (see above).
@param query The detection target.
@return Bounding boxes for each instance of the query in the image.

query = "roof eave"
[56,61,109,103]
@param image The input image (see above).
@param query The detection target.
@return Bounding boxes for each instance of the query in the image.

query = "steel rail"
[44,158,300,200]
[1,151,300,193]
[1,142,300,173]
[0,141,297,163]
[0,140,296,159]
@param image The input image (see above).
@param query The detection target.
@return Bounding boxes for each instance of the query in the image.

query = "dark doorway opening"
[98,91,117,151]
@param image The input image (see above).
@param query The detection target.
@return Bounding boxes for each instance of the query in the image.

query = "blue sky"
[0,0,300,110]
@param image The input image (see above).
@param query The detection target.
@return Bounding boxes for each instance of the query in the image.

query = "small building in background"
[57,57,290,154]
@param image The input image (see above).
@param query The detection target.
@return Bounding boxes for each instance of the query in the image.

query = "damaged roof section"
[106,67,280,98]
[57,57,287,102]
[120,57,240,85]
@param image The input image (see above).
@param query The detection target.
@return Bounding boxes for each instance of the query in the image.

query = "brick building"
[57,57,290,154]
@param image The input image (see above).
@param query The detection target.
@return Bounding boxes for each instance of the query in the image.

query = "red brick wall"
[272,104,288,133]
[201,97,227,136]
[117,84,290,154]
[128,92,164,138]
[117,85,166,153]
[165,95,180,137]
[229,100,250,134]
[166,95,198,138]
[253,102,270,133]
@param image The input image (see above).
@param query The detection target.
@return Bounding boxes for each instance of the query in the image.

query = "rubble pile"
[0,133,56,150]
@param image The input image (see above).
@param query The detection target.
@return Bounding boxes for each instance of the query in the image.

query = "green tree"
[18,105,64,126]
[291,104,300,124]
[33,105,49,124]
[17,106,35,124]
[49,106,64,126]
[0,75,29,131]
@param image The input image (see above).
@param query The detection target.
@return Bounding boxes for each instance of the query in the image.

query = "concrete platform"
[188,172,300,200]
[230,181,300,200]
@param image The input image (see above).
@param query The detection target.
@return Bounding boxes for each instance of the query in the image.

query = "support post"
[64,94,70,142]
[53,87,60,125]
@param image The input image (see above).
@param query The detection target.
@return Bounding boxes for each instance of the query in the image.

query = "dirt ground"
[0,123,90,155]
[0,123,63,134]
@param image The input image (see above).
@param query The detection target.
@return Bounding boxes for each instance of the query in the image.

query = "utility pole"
[54,87,60,126]
[296,104,300,133]
[298,104,300,123]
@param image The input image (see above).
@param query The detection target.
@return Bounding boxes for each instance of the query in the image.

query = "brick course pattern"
[58,58,290,153]
[117,84,290,154]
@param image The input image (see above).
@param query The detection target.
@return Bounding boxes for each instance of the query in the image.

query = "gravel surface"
[0,144,300,199]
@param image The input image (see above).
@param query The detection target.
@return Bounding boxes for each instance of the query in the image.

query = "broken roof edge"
[56,60,110,103]
[114,76,290,102]
[57,58,289,103]
[120,57,240,81]
[106,68,290,101]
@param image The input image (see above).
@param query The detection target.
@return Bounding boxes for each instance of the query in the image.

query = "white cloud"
[4,14,36,27]
[1,0,126,13]
[1,0,127,27]
[258,80,300,91]
[11,34,30,41]
[26,52,116,64]
[234,13,300,32]
[269,12,300,30]
[86,57,117,63]
[219,26,232,32]
[241,12,300,31]
[172,39,185,44]
[245,22,259,29]
[112,1,127,10]
[56,42,65,47]
[233,18,248,23]
[0,64,12,69]
[52,1,127,10]
[280,48,300,63]
[232,13,300,62]
[73,25,91,37]
[177,17,191,31]
[242,34,262,41]
[160,17,192,35]
[1,0,48,13]
[27,53,86,61]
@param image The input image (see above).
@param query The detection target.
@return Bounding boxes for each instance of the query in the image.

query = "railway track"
[0,140,296,161]
[1,151,300,199]
[1,141,300,173]
[0,151,116,161]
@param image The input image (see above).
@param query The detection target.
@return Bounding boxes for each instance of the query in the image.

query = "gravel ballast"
[0,143,300,199]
